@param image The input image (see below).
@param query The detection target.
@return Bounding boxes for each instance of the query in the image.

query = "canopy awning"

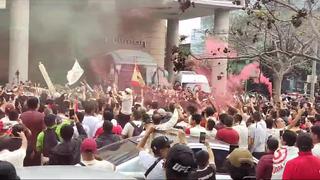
[106,49,157,66]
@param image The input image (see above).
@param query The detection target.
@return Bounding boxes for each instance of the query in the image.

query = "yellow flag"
[131,64,145,87]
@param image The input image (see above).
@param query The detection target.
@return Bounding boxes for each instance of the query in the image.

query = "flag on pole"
[67,59,84,86]
[131,64,145,87]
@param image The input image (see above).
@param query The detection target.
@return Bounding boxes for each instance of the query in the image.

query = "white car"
[16,165,135,179]
[98,136,235,180]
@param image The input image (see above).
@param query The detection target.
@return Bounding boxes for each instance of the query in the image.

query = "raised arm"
[137,126,155,151]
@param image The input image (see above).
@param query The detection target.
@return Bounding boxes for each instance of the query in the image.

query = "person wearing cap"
[0,161,20,180]
[256,137,279,180]
[153,104,183,131]
[226,148,255,180]
[77,138,115,171]
[165,143,197,179]
[117,88,133,128]
[136,125,172,179]
[283,133,320,180]
[0,131,27,168]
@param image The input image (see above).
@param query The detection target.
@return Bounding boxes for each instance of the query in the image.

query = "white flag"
[67,59,84,86]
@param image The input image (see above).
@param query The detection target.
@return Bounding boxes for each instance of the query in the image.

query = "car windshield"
[98,138,139,166]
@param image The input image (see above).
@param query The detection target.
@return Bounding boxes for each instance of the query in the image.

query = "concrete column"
[212,9,230,96]
[165,19,179,82]
[9,0,30,84]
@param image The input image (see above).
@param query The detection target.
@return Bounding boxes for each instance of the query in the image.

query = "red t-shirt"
[283,152,320,180]
[94,125,122,138]
[216,127,239,145]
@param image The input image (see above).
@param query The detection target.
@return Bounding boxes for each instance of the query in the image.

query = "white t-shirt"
[82,115,100,138]
[233,122,248,149]
[206,129,217,138]
[139,150,165,180]
[120,95,133,115]
[0,148,26,168]
[190,125,206,137]
[271,146,299,180]
[121,120,142,138]
[312,143,320,158]
[248,120,267,153]
[266,128,281,141]
[78,159,115,171]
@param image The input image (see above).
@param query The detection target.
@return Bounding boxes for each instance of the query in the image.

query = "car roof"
[16,166,135,179]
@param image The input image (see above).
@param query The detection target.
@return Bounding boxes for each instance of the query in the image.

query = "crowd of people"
[0,82,320,180]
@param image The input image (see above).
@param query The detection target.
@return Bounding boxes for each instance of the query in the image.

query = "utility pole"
[310,41,318,102]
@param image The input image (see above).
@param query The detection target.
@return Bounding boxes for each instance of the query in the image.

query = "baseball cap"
[81,138,97,153]
[0,161,20,179]
[125,88,133,95]
[157,108,167,117]
[165,144,196,177]
[227,148,254,168]
[151,136,173,153]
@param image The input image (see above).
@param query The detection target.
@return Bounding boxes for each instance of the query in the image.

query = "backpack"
[129,121,143,137]
[43,128,60,157]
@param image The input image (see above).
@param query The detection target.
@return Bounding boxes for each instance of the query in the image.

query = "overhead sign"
[0,0,6,9]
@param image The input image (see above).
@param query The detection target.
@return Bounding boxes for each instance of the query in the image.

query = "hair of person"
[168,102,175,113]
[44,114,56,127]
[265,117,274,129]
[233,114,242,124]
[270,110,278,119]
[132,109,142,120]
[311,125,320,140]
[11,124,25,137]
[296,133,313,152]
[152,113,162,125]
[223,115,234,127]
[187,105,198,115]
[195,150,209,168]
[8,110,19,121]
[103,120,113,134]
[60,125,74,141]
[207,120,215,131]
[219,113,228,125]
[282,130,297,146]
[227,107,238,116]
[279,109,287,118]
[83,100,97,114]
[267,137,279,152]
[27,97,39,110]
[103,111,114,121]
[205,107,216,117]
[192,114,202,125]
[151,101,159,109]
[252,112,261,122]
[226,160,252,180]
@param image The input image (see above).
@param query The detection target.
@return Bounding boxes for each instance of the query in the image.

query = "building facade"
[0,0,242,91]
